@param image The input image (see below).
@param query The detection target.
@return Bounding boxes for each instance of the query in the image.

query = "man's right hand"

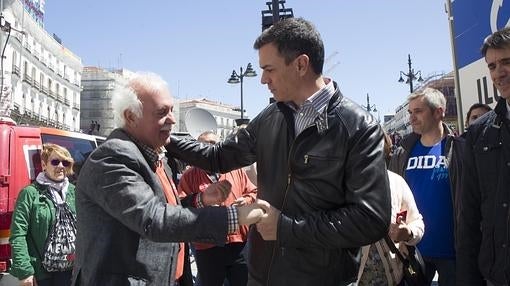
[237,203,265,225]
[202,180,232,206]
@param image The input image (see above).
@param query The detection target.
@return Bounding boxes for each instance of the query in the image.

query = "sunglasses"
[50,159,71,167]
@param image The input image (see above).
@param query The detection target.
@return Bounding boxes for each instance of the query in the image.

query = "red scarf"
[155,161,185,280]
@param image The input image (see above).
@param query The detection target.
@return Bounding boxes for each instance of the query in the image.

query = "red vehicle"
[0,117,103,276]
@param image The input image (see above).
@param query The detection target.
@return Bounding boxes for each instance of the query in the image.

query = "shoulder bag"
[384,235,428,286]
[41,191,77,272]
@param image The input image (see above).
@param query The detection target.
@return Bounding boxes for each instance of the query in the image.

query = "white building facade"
[0,0,82,130]
[178,98,243,139]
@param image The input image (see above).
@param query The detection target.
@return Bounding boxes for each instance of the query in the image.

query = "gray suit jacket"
[72,129,228,286]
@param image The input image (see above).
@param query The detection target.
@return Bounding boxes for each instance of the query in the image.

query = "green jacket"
[9,181,76,281]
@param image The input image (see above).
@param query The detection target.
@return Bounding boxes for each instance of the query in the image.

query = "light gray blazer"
[72,129,228,286]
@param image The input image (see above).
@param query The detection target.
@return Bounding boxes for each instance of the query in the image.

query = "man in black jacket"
[456,27,510,286]
[167,18,391,286]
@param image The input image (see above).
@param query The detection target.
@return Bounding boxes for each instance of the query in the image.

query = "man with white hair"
[73,72,263,286]
[389,87,464,286]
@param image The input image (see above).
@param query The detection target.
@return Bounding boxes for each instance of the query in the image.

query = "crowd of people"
[7,17,510,286]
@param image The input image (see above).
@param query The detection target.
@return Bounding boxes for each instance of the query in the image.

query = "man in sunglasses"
[72,72,264,286]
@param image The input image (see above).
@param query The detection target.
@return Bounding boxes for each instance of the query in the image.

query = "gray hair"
[111,72,169,128]
[408,87,446,115]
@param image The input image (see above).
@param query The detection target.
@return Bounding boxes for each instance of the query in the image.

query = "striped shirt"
[285,78,335,136]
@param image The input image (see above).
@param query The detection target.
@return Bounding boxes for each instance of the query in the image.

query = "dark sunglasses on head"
[50,159,71,167]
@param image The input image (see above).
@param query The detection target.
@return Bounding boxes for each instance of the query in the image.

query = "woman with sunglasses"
[10,143,76,286]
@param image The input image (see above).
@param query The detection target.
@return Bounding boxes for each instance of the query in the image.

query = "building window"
[12,51,17,68]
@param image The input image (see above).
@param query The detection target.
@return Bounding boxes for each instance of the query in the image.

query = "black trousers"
[194,242,247,286]
[37,270,72,286]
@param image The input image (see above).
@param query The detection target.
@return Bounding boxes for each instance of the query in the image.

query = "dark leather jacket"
[457,98,510,286]
[167,83,391,286]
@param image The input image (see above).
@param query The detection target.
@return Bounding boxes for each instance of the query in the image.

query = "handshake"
[237,200,278,240]
[202,180,279,240]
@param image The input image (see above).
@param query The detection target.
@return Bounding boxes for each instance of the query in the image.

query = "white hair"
[111,72,169,128]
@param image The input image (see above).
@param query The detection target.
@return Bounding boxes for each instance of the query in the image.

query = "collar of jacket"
[400,122,457,154]
[275,81,343,137]
[108,128,165,171]
[494,98,508,121]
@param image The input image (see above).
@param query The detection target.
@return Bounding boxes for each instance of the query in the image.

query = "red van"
[0,117,103,276]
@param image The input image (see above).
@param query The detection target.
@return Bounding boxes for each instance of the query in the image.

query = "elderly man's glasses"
[50,159,71,167]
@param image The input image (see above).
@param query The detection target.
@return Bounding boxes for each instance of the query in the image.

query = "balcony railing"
[24,42,32,52]
[32,81,40,90]
[22,74,33,85]
[73,103,80,110]
[13,34,22,43]
[12,65,20,76]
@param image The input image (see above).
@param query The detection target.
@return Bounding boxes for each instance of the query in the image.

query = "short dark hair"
[253,17,324,75]
[481,26,510,56]
[466,103,492,120]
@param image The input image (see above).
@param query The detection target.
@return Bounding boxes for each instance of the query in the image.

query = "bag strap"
[384,235,407,264]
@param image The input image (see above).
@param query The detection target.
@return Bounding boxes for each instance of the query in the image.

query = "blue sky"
[44,0,453,119]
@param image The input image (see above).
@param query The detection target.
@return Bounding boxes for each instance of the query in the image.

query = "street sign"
[449,0,510,124]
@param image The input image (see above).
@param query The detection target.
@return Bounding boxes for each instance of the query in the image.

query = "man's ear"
[435,107,445,120]
[295,54,310,75]
[124,109,137,127]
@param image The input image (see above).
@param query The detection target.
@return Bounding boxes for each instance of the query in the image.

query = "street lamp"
[362,93,377,112]
[398,54,424,94]
[227,63,257,122]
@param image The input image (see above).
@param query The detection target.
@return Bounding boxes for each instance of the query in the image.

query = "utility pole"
[272,0,280,24]
[398,54,423,94]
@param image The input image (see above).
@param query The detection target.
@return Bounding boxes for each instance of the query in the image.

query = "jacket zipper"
[265,125,314,285]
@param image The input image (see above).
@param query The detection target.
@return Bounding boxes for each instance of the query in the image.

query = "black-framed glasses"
[50,159,71,167]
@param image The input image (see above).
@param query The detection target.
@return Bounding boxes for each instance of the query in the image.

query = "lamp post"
[227,63,257,123]
[398,54,424,94]
[362,93,377,112]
